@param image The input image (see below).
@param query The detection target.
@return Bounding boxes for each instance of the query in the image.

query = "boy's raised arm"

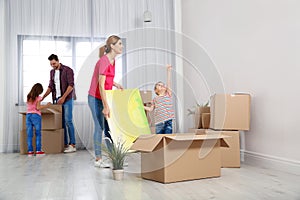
[166,64,172,96]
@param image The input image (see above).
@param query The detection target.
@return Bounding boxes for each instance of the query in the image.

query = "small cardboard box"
[210,94,251,130]
[130,133,229,183]
[194,106,210,129]
[202,113,211,129]
[139,90,152,104]
[189,129,240,168]
[20,129,64,154]
[20,105,62,130]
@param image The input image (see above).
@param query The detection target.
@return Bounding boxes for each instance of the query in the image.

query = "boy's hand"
[167,64,172,70]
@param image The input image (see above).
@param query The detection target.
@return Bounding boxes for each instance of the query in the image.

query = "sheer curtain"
[0,0,6,152]
[1,0,176,153]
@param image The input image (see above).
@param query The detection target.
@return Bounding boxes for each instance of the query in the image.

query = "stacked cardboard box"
[188,128,240,168]
[193,93,251,168]
[19,104,64,154]
[139,90,152,104]
[194,106,210,129]
[210,93,251,131]
[131,133,229,183]
[140,90,155,134]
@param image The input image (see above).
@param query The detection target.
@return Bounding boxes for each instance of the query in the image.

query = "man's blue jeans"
[26,113,42,152]
[88,95,113,159]
[62,98,76,145]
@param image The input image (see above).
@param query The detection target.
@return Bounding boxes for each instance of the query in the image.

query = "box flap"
[165,133,230,148]
[19,108,60,115]
[130,134,164,152]
[232,92,251,96]
[42,108,61,114]
[165,133,227,141]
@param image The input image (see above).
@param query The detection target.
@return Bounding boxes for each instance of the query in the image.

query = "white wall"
[181,0,300,163]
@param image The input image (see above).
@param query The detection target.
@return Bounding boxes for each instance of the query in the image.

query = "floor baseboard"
[243,150,300,176]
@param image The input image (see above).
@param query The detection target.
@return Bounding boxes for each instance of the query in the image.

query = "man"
[43,54,76,153]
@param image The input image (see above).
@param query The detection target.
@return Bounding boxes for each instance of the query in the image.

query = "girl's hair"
[99,35,121,57]
[27,83,43,102]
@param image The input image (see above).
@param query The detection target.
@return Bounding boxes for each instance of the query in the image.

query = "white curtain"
[0,0,6,152]
[1,0,175,152]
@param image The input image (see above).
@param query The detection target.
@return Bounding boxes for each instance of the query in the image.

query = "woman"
[88,35,123,167]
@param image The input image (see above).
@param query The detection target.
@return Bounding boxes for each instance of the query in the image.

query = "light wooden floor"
[0,150,299,200]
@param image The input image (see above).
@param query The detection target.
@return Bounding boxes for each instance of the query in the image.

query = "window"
[18,36,126,104]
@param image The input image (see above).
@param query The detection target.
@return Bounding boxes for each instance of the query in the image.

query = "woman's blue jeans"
[26,113,42,152]
[88,95,113,159]
[62,98,76,145]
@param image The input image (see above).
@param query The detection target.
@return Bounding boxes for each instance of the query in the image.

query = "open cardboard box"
[19,129,64,154]
[130,133,229,183]
[19,105,62,130]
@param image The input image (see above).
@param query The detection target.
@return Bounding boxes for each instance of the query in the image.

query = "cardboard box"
[188,128,207,135]
[20,105,62,130]
[202,113,211,129]
[20,129,64,154]
[189,129,240,168]
[219,131,240,167]
[130,133,229,183]
[145,108,154,127]
[194,106,210,129]
[139,90,152,104]
[210,94,251,130]
[200,106,210,114]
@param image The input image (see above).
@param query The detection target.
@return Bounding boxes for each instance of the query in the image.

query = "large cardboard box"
[188,128,207,135]
[20,129,64,154]
[20,105,62,130]
[210,94,251,130]
[139,90,152,104]
[131,133,229,183]
[189,129,240,168]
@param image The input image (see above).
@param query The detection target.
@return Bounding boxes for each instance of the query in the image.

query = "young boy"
[144,65,175,134]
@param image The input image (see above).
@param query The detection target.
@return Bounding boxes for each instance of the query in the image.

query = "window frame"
[17,35,127,105]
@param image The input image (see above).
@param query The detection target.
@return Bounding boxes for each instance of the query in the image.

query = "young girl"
[26,83,50,156]
[144,65,175,134]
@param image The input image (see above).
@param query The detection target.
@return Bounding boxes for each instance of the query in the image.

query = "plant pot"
[112,169,124,181]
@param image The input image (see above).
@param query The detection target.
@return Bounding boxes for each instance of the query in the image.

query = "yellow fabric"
[105,89,151,149]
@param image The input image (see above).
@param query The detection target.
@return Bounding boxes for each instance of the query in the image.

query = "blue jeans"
[62,98,76,145]
[156,119,173,134]
[88,95,113,159]
[26,113,42,152]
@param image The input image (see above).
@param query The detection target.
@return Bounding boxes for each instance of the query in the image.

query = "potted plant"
[102,140,130,181]
[187,101,210,129]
